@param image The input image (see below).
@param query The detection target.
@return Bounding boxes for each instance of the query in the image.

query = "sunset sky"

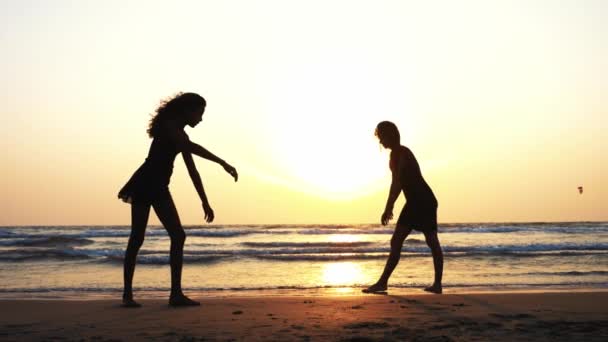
[2,0,606,225]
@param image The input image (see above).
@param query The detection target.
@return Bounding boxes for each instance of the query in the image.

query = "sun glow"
[264,56,403,200]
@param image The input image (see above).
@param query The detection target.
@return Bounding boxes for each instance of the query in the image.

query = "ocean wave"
[252,253,387,261]
[0,236,95,247]
[439,222,608,234]
[241,241,374,248]
[102,254,228,265]
[442,242,608,253]
[0,249,92,261]
[404,238,426,244]
[296,228,393,235]
[0,231,130,240]
[2,222,607,241]
[196,242,608,255]
[1,241,607,263]
[520,270,608,277]
[0,228,277,240]
[248,250,608,261]
[0,229,17,238]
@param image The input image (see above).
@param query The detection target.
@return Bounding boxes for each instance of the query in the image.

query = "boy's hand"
[381,210,393,226]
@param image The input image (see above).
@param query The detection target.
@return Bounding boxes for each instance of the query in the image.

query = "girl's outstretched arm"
[189,141,238,182]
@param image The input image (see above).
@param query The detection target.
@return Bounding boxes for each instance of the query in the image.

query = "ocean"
[0,222,607,299]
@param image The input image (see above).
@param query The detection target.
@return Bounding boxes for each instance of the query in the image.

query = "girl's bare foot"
[424,284,442,294]
[362,283,388,294]
[169,294,200,307]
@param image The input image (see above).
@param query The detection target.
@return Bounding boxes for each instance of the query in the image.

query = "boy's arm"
[382,150,404,225]
[382,172,401,225]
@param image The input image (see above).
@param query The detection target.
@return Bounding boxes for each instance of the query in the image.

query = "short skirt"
[117,166,171,206]
[397,201,438,232]
[118,185,171,206]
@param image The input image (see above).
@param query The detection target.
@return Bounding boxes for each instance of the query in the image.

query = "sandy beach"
[1,291,607,341]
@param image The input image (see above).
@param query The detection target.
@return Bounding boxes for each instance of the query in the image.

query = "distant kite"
[578,186,583,194]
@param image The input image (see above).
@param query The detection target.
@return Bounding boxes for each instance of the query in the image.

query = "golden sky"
[1,0,606,225]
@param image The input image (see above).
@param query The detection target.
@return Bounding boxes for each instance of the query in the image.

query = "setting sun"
[263,57,399,199]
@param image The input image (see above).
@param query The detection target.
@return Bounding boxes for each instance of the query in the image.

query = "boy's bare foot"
[121,298,142,308]
[362,283,388,294]
[423,284,442,294]
[169,294,200,307]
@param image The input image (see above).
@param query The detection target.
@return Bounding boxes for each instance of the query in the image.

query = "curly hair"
[147,92,206,138]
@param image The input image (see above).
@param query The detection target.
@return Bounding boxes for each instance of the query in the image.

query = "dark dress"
[118,131,180,205]
[390,145,438,232]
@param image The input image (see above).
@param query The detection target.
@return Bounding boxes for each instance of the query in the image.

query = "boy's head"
[375,121,400,149]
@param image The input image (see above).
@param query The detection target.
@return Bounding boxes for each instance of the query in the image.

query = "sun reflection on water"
[328,234,360,243]
[321,262,365,287]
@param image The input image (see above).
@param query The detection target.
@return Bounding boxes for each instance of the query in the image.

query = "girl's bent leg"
[423,229,443,294]
[123,203,151,307]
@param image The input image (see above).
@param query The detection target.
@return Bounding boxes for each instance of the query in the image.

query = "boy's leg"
[364,225,412,293]
[423,229,443,294]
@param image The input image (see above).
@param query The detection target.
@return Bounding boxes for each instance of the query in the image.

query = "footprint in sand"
[452,303,469,307]
[490,313,535,320]
[344,321,390,330]
[343,337,376,342]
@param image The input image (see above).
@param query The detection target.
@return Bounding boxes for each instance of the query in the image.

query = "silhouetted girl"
[118,92,238,307]
[363,121,443,294]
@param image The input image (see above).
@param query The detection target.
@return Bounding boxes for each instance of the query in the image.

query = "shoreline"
[2,286,608,301]
[1,292,607,341]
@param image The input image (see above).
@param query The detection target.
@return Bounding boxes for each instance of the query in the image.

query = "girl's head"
[147,92,206,137]
[375,121,400,149]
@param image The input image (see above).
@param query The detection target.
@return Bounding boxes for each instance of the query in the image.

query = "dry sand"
[1,291,607,341]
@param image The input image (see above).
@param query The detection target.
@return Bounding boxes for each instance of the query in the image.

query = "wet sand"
[1,292,607,341]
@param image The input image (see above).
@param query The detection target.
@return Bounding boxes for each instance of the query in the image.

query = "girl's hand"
[222,162,238,182]
[381,210,393,226]
[202,202,215,223]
